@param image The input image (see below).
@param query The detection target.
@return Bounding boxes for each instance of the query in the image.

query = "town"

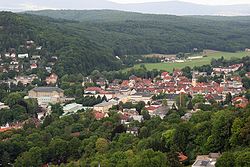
[1,7,250,166]
[0,40,250,166]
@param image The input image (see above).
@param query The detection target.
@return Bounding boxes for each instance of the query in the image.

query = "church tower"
[192,72,197,87]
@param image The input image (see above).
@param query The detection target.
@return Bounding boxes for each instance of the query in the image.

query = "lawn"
[125,51,249,72]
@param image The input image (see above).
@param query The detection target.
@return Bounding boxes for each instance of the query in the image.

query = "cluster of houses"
[0,40,58,84]
[0,41,42,73]
[0,72,58,88]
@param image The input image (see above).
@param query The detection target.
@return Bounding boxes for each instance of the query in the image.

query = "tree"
[175,93,189,108]
[95,138,109,154]
[129,149,168,167]
[49,138,69,164]
[1,151,10,167]
[205,110,234,152]
[216,152,235,167]
[139,127,149,138]
[225,93,232,105]
[235,151,250,167]
[14,147,43,167]
[245,89,250,100]
[102,95,108,102]
[4,92,23,107]
[51,103,63,116]
[162,99,168,107]
[192,94,205,105]
[187,100,193,110]
[162,129,175,150]
[141,110,150,120]
[230,118,244,147]
[136,101,145,114]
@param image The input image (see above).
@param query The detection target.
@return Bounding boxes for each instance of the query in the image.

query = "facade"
[28,87,64,107]
[93,101,117,113]
[129,92,153,104]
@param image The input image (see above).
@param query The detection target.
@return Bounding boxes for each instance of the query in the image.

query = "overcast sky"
[111,0,250,5]
[1,0,250,11]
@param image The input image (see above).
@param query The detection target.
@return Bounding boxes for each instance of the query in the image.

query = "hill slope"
[1,11,250,74]
[0,12,122,75]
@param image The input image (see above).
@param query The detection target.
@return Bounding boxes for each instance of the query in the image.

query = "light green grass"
[125,51,249,72]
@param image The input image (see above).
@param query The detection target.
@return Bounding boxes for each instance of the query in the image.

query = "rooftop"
[31,87,64,93]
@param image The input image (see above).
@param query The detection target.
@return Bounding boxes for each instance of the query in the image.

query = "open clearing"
[125,51,249,72]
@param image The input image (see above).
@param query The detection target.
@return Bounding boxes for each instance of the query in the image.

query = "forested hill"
[1,11,250,74]
[0,12,122,74]
[24,10,250,55]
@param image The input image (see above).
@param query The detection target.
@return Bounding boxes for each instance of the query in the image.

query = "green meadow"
[126,51,249,72]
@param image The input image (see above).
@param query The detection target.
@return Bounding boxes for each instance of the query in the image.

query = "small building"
[63,103,84,114]
[85,87,102,95]
[46,73,58,85]
[93,111,109,120]
[45,67,52,73]
[30,63,38,69]
[245,72,250,78]
[131,115,144,123]
[192,153,221,167]
[15,74,38,86]
[126,127,139,136]
[0,102,10,110]
[93,101,117,113]
[232,97,249,108]
[18,53,29,59]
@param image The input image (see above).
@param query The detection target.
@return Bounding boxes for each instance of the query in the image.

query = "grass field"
[125,51,249,72]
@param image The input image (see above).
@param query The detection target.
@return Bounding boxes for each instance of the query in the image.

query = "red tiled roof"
[145,106,160,111]
[178,152,188,162]
[85,87,102,92]
[161,72,169,77]
[93,111,107,120]
[0,127,12,133]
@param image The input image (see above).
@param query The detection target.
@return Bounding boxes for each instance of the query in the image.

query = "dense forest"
[1,11,250,74]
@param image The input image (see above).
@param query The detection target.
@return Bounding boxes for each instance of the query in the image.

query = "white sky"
[110,0,250,5]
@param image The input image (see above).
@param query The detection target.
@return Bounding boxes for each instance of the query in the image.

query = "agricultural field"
[126,51,249,72]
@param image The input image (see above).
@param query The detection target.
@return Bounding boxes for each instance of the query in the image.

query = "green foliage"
[95,138,109,154]
[192,94,205,105]
[2,11,250,74]
[3,92,23,107]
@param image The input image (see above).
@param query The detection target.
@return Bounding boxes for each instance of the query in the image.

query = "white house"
[18,53,29,59]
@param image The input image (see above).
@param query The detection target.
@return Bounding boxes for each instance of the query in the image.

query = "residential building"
[15,74,38,85]
[192,153,221,167]
[93,101,118,113]
[0,102,10,110]
[18,53,29,59]
[93,111,109,120]
[46,73,58,85]
[232,97,249,108]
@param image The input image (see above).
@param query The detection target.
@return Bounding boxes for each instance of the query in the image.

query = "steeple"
[192,72,197,87]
